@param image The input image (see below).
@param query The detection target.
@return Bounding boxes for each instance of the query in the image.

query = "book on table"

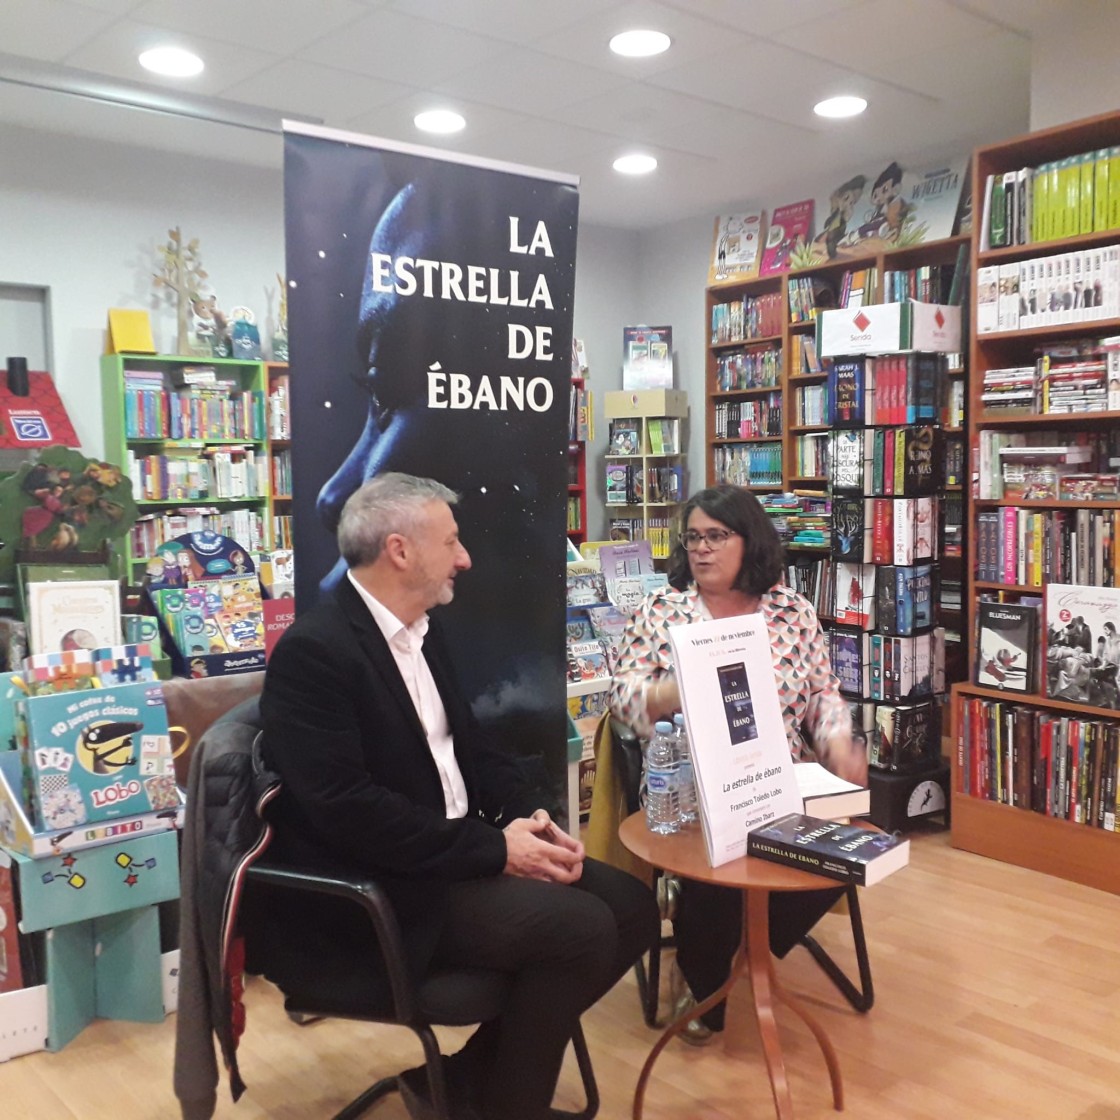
[747,813,909,887]
[793,762,870,820]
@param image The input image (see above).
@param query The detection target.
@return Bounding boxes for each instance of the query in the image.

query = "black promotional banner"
[283,122,579,807]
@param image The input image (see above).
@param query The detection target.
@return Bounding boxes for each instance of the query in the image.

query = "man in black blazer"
[259,473,656,1120]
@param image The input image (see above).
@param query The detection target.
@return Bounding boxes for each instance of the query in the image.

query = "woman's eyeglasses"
[680,528,737,551]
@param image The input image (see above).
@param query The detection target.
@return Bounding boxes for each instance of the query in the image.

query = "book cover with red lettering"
[759,200,814,277]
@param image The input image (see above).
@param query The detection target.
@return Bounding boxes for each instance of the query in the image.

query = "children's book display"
[0,648,182,1053]
[145,530,266,677]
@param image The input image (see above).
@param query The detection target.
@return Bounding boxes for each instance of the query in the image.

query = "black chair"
[246,862,600,1120]
[609,719,873,1020]
[188,708,599,1120]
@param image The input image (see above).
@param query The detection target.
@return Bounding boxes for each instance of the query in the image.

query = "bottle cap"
[673,712,685,726]
[653,720,673,733]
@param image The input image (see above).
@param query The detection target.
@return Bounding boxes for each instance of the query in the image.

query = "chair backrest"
[610,718,644,816]
[163,671,266,786]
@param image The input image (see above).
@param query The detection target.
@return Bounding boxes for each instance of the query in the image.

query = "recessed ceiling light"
[613,153,657,175]
[139,46,204,78]
[414,109,466,134]
[609,29,671,58]
[814,95,867,119]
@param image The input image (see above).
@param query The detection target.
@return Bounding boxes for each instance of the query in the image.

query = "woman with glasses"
[609,484,867,1044]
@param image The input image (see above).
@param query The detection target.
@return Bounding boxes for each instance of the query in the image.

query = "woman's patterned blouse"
[609,582,852,756]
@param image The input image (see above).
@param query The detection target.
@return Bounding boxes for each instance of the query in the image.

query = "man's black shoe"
[396,1062,482,1120]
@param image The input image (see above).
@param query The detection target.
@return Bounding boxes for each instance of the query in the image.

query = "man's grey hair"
[338,473,459,568]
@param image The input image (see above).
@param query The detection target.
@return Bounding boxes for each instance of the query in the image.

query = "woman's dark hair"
[666,484,784,594]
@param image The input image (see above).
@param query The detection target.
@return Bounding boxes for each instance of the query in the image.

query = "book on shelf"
[794,762,870,820]
[828,627,871,696]
[709,213,765,285]
[597,539,654,578]
[831,496,873,563]
[869,629,945,702]
[976,600,1038,693]
[759,199,814,276]
[607,420,640,456]
[834,562,876,630]
[1046,583,1120,710]
[567,639,611,684]
[747,813,909,887]
[26,579,122,656]
[876,564,935,636]
[872,698,940,771]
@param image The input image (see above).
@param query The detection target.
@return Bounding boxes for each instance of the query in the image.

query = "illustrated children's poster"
[815,158,969,260]
[709,213,765,285]
[759,200,814,276]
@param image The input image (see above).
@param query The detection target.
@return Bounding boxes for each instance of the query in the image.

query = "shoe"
[668,959,714,1047]
[397,1062,482,1120]
[655,873,680,922]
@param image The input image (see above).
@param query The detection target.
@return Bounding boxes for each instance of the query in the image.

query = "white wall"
[573,223,641,539]
[0,120,284,457]
[1030,2,1120,132]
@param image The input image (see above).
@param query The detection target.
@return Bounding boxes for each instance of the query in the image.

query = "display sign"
[668,616,802,867]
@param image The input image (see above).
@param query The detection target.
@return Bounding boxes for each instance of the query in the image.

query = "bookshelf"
[568,376,589,546]
[951,110,1120,895]
[705,235,970,686]
[603,389,687,559]
[101,354,270,573]
[266,361,292,549]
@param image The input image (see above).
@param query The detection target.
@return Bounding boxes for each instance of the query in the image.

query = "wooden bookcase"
[603,389,688,560]
[951,110,1120,895]
[101,353,271,573]
[568,376,588,546]
[265,361,292,549]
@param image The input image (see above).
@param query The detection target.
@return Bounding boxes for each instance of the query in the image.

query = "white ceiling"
[0,0,1074,230]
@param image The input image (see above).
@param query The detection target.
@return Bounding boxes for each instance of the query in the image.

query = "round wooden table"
[619,812,845,1120]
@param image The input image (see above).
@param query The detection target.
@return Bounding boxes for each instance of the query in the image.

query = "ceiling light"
[609,30,671,58]
[414,109,466,134]
[814,95,867,119]
[613,153,657,175]
[139,46,204,78]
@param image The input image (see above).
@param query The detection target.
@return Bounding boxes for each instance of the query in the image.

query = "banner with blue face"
[284,123,579,812]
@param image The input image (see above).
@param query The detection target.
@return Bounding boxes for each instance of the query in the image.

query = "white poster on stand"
[668,616,802,867]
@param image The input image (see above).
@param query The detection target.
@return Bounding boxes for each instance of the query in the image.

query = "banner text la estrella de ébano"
[369,217,560,412]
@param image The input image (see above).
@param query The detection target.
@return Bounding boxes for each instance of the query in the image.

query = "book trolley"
[951,110,1120,895]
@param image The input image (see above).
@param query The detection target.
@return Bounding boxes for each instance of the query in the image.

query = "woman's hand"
[820,733,869,786]
[645,676,681,724]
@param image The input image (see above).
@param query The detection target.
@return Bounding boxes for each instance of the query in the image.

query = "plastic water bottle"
[674,712,698,825]
[645,720,681,834]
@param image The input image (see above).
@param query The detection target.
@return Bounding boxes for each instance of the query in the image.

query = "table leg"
[745,887,795,1120]
[771,973,844,1111]
[631,921,748,1120]
[631,954,743,1120]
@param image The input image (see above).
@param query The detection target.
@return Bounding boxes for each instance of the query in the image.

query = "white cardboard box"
[817,301,962,356]
[0,985,48,1062]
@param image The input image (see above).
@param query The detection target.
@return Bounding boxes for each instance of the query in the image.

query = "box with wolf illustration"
[16,683,178,832]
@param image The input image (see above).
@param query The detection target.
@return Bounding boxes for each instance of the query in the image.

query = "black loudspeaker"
[6,356,29,396]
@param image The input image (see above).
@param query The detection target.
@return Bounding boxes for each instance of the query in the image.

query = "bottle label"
[647,771,678,793]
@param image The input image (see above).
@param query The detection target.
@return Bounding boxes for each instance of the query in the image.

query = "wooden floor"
[3,829,1120,1120]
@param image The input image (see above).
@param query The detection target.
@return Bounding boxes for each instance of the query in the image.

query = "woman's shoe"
[655,873,680,922]
[669,959,713,1047]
